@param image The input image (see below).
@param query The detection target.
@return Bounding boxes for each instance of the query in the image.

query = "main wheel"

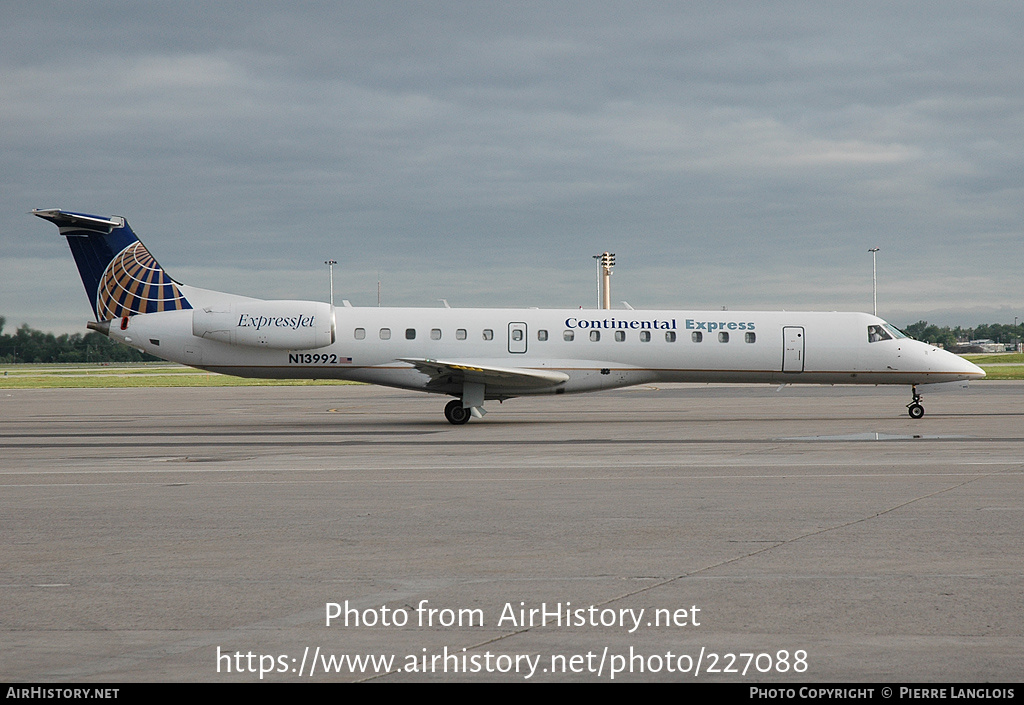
[908,403,925,419]
[444,399,471,425]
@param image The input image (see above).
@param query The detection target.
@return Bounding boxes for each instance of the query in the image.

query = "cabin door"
[508,322,528,354]
[782,326,805,373]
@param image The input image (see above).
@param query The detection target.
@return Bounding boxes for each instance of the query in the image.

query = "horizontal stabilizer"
[33,209,122,234]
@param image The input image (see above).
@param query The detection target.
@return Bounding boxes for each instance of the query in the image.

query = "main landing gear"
[444,382,487,425]
[444,399,471,425]
[907,385,925,419]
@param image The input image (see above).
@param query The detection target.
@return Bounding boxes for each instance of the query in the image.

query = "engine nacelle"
[192,300,335,350]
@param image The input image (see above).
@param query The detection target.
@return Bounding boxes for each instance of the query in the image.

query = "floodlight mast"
[868,248,879,316]
[325,260,337,307]
[600,252,615,310]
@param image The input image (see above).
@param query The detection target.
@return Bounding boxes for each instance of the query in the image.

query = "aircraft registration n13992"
[35,208,984,424]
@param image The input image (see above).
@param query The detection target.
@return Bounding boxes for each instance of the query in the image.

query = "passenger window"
[430,328,441,340]
[512,329,523,341]
[380,328,391,340]
[590,330,600,342]
[719,332,729,343]
[354,327,366,340]
[665,331,676,342]
[483,329,493,341]
[615,331,625,342]
[692,332,702,343]
[538,329,548,341]
[640,331,651,342]
[456,329,467,340]
[406,328,416,340]
[745,332,756,343]
[564,330,574,342]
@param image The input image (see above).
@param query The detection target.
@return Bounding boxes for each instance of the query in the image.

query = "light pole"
[868,248,879,316]
[592,255,602,309]
[600,252,615,310]
[325,260,337,307]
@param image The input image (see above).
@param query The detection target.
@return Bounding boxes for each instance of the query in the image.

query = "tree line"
[0,317,158,363]
[903,321,1023,351]
[1,315,1021,363]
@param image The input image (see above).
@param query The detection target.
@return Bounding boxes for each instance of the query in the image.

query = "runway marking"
[2,468,1021,488]
[780,432,967,441]
[3,457,1023,475]
[5,436,1024,454]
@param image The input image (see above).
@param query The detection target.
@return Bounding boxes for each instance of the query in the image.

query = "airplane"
[34,208,985,424]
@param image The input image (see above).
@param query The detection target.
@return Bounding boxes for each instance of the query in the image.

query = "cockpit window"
[868,323,909,342]
[868,325,892,343]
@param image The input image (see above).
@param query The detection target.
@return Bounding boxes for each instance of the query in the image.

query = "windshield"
[883,323,907,339]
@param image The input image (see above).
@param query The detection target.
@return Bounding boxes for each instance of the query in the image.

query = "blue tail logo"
[34,209,191,320]
[96,239,190,319]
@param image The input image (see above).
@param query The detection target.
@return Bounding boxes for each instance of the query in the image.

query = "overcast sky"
[2,1,1022,334]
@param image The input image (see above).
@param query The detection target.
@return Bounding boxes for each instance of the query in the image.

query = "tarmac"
[1,382,1021,682]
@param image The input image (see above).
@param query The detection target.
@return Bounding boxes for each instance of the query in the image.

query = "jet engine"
[192,300,336,350]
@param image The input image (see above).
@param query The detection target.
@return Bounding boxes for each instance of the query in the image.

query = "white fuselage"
[110,287,984,400]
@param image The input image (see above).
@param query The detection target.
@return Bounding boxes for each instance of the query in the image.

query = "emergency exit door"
[508,322,527,354]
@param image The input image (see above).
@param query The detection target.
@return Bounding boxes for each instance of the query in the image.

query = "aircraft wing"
[398,358,569,390]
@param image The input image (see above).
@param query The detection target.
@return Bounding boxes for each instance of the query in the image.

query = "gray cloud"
[3,1,1022,333]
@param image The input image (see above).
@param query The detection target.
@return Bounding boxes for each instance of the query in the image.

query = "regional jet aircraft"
[35,209,984,423]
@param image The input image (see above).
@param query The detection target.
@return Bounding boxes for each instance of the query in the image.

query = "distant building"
[967,339,1009,353]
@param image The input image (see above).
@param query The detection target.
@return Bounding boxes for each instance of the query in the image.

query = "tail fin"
[34,209,191,321]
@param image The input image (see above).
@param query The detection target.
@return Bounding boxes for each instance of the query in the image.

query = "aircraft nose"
[940,348,985,379]
[960,356,986,379]
[925,343,985,379]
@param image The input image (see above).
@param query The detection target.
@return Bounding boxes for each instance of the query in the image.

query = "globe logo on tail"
[96,241,190,320]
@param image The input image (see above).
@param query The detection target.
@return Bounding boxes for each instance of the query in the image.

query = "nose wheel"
[907,385,925,419]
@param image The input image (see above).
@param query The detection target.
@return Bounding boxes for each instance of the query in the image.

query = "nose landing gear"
[907,385,925,419]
